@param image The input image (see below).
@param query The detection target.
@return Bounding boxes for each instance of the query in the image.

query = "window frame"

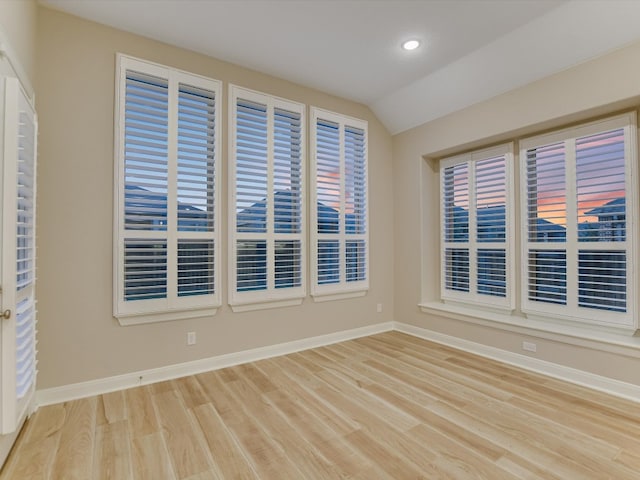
[439,143,515,312]
[519,112,638,331]
[113,54,222,325]
[228,85,306,312]
[310,107,369,301]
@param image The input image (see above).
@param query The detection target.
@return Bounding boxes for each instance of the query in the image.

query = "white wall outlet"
[187,331,196,346]
[522,341,537,353]
[376,303,383,313]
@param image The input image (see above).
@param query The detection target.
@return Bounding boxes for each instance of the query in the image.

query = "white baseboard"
[36,322,394,407]
[36,319,640,408]
[394,321,640,403]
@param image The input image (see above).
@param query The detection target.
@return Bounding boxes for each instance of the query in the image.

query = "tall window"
[521,113,637,330]
[229,86,305,311]
[114,55,221,324]
[440,144,514,310]
[310,108,368,300]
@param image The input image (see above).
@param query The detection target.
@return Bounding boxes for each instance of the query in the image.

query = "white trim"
[420,301,640,357]
[35,322,393,407]
[230,297,303,313]
[395,321,640,403]
[311,289,367,303]
[228,85,307,310]
[0,414,25,470]
[113,54,222,324]
[519,112,638,330]
[0,29,34,104]
[310,107,369,299]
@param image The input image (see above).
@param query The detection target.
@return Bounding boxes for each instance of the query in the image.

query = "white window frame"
[520,112,638,332]
[228,85,306,312]
[310,107,369,301]
[439,143,515,312]
[114,54,222,325]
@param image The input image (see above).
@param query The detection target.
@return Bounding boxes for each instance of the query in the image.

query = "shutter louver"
[445,248,470,292]
[236,240,267,292]
[527,250,567,305]
[15,299,35,399]
[521,114,634,329]
[311,109,368,298]
[116,57,221,321]
[236,100,268,234]
[440,144,512,307]
[230,87,305,306]
[178,240,215,297]
[444,164,469,242]
[526,143,566,241]
[576,129,625,242]
[345,126,366,235]
[177,84,216,233]
[275,240,302,288]
[274,108,302,234]
[124,72,169,230]
[317,240,340,285]
[16,97,37,402]
[316,120,340,234]
[124,240,167,300]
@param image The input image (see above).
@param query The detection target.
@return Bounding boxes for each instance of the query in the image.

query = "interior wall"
[35,7,394,389]
[393,39,640,387]
[0,0,37,84]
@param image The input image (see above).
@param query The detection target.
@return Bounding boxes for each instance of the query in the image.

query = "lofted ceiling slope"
[40,0,640,134]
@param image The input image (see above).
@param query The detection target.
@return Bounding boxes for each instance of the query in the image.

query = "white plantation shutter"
[520,113,637,330]
[229,86,305,310]
[1,76,37,434]
[15,93,36,402]
[115,55,221,323]
[311,108,368,300]
[440,144,513,310]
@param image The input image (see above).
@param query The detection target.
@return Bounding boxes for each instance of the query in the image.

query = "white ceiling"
[40,0,640,134]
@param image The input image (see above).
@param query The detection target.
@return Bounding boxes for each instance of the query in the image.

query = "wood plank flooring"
[2,331,640,479]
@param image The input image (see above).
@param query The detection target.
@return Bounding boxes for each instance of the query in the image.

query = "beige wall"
[35,8,394,389]
[393,40,640,387]
[0,0,37,85]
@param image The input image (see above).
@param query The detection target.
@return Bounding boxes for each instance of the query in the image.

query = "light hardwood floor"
[2,331,640,479]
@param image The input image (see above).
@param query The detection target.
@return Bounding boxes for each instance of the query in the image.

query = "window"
[310,108,368,300]
[229,85,305,311]
[114,55,221,324]
[440,144,514,310]
[521,113,637,330]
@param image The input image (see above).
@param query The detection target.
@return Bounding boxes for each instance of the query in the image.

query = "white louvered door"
[0,76,37,434]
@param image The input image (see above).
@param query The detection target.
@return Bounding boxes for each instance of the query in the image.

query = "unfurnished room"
[0,0,639,478]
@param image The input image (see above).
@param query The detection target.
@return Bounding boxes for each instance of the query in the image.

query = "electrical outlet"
[376,303,383,313]
[522,341,537,353]
[187,331,196,346]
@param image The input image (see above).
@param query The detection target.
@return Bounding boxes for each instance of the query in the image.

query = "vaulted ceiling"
[40,0,640,134]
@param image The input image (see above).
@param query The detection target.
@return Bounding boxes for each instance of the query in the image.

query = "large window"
[521,113,637,330]
[310,108,368,300]
[229,86,305,311]
[440,144,514,310]
[114,55,221,324]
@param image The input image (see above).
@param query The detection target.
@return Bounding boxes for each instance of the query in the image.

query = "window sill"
[230,297,304,313]
[419,301,640,357]
[312,289,367,303]
[116,306,218,326]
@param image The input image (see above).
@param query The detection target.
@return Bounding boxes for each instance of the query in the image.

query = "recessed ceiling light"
[402,39,421,51]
